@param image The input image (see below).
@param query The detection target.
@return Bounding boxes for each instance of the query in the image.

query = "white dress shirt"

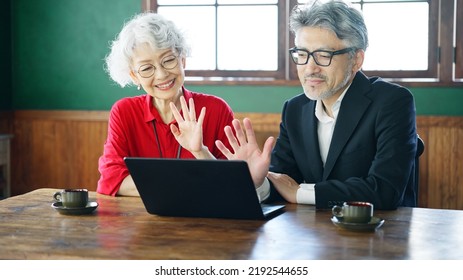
[256,86,350,204]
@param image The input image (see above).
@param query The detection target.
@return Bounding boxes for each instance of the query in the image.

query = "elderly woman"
[97,13,234,196]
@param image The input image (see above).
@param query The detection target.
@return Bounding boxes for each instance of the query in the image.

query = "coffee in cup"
[53,189,88,208]
[332,201,373,223]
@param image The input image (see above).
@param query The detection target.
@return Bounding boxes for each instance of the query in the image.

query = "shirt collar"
[315,84,351,122]
[143,86,191,123]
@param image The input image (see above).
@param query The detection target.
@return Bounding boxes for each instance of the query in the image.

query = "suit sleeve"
[267,100,306,202]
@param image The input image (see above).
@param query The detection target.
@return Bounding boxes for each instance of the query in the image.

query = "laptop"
[124,158,285,220]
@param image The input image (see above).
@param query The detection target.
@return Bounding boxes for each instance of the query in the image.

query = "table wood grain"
[1,188,462,260]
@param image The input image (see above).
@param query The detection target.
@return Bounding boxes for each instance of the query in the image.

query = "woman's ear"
[180,55,186,70]
[129,70,140,86]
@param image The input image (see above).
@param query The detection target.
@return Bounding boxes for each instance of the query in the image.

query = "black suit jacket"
[269,72,417,210]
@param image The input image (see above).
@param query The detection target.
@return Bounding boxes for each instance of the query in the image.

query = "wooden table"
[1,188,462,260]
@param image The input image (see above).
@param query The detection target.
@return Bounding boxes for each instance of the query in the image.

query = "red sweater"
[97,87,234,196]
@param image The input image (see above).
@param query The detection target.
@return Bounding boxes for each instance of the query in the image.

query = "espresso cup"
[53,189,88,208]
[332,201,373,223]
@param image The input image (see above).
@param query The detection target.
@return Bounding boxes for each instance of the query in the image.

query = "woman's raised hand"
[170,96,207,157]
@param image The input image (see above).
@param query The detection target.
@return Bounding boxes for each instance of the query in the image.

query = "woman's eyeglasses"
[136,55,179,78]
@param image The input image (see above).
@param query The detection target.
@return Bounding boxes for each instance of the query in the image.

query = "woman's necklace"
[152,120,181,158]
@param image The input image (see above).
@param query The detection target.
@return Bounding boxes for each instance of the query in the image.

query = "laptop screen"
[124,158,284,220]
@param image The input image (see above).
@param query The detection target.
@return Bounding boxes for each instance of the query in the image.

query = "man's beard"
[303,63,354,101]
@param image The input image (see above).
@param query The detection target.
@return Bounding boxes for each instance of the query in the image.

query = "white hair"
[104,12,190,87]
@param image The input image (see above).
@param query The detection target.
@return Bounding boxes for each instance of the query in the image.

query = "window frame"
[145,0,288,80]
[354,0,438,81]
[455,0,463,80]
[142,0,462,87]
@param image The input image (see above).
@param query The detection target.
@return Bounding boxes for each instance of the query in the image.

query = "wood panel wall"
[416,117,463,209]
[7,110,463,210]
[0,111,13,134]
[10,111,108,196]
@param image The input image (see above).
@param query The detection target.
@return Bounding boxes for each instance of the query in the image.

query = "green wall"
[0,0,12,110]
[11,0,138,110]
[187,85,463,116]
[8,0,463,116]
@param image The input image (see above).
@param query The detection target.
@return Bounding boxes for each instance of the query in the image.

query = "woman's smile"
[155,79,176,90]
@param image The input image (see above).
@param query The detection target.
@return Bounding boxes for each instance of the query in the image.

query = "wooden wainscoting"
[416,117,463,209]
[0,111,13,134]
[9,110,463,209]
[11,111,109,196]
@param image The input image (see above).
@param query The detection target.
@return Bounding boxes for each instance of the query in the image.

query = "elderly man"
[216,0,417,210]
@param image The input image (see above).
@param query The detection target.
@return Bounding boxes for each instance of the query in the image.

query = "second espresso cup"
[53,189,88,208]
[332,201,373,223]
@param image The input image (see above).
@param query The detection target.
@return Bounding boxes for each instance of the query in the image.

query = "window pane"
[217,6,278,70]
[362,0,419,2]
[219,0,277,4]
[158,7,216,70]
[157,0,215,5]
[362,3,429,71]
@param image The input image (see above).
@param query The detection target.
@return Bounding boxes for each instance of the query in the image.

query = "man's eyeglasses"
[289,47,356,67]
[136,55,179,78]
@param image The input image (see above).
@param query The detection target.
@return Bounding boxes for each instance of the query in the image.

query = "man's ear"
[353,49,365,73]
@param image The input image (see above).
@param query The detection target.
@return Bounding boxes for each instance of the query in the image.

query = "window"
[352,0,436,80]
[144,0,461,85]
[292,0,437,81]
[150,0,285,80]
[455,0,463,81]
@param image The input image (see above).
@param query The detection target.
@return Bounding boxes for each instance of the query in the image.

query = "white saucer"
[51,201,98,215]
[331,216,384,231]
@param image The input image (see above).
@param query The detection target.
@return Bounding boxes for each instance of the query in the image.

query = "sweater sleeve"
[189,91,234,159]
[97,103,131,196]
[207,97,234,159]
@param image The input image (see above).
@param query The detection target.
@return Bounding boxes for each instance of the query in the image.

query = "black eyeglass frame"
[289,47,356,67]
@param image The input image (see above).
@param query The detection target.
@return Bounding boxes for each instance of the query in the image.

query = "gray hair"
[290,0,368,51]
[105,12,190,87]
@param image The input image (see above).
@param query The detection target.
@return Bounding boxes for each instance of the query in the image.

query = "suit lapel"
[301,101,324,181]
[323,72,372,179]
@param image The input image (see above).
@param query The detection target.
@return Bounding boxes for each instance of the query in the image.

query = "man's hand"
[215,118,274,186]
[267,172,299,203]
